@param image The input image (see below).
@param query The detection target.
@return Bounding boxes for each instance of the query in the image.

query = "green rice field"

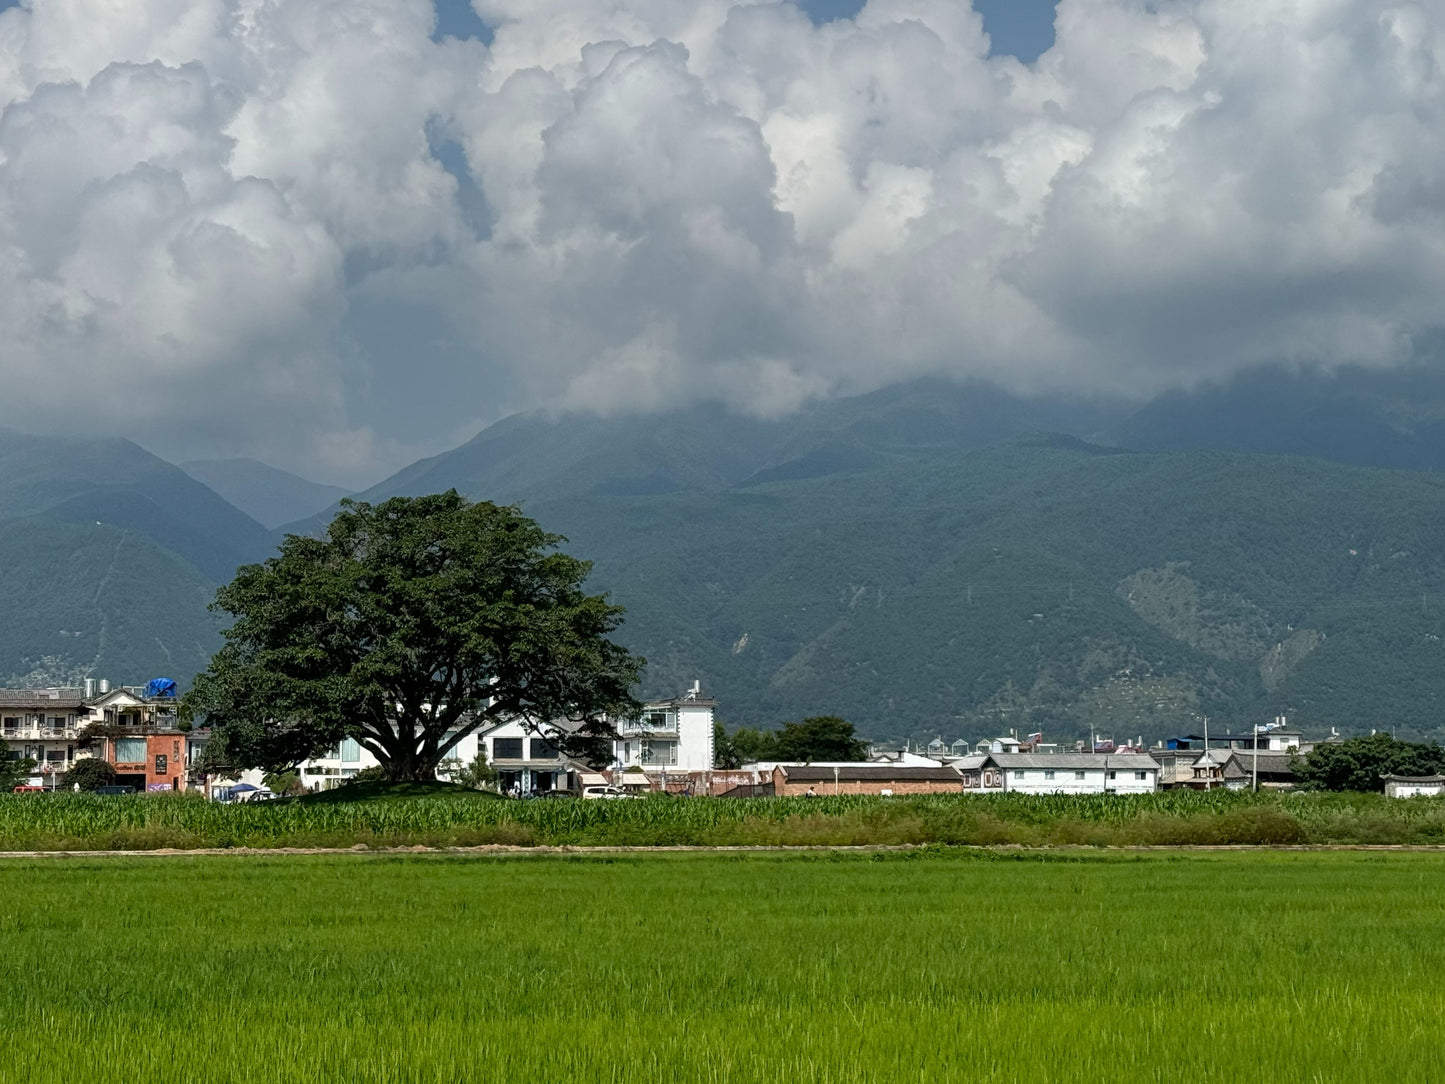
[2,850,1442,1082]
[3,788,1445,849]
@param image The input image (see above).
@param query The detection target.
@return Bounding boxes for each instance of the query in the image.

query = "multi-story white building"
[613,683,715,779]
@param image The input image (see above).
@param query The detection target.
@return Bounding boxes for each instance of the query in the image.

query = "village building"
[1382,775,1445,798]
[771,763,963,796]
[610,682,715,791]
[979,753,1162,795]
[1,687,88,786]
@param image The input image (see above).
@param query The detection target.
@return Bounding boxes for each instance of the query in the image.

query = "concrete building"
[612,683,715,788]
[1,688,88,786]
[985,753,1161,795]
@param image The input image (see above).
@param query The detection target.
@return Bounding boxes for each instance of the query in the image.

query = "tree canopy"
[185,491,644,783]
[714,716,869,766]
[64,758,118,792]
[1294,734,1445,792]
[0,739,36,791]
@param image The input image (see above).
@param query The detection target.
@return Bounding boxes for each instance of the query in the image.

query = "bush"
[64,758,117,792]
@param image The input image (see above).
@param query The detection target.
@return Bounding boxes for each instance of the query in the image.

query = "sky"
[0,0,1439,486]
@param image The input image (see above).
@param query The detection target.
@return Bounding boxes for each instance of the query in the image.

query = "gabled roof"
[1383,774,1445,784]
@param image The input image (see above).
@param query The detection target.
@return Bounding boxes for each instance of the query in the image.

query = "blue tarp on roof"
[144,678,177,699]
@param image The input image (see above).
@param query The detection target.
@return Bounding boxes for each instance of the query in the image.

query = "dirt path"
[1,842,1444,858]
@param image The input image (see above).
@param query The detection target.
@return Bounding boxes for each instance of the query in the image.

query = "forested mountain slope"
[522,442,1445,744]
[0,430,274,580]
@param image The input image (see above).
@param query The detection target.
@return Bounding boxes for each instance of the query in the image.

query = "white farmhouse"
[986,753,1160,795]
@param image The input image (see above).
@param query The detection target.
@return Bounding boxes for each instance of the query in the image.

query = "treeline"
[713,716,868,769]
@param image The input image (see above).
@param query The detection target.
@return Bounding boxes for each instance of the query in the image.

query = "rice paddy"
[1,849,1441,1082]
[3,788,1445,849]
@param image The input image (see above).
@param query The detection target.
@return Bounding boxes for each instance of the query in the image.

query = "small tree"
[0,739,38,791]
[449,752,499,791]
[729,726,779,764]
[263,770,303,796]
[185,492,644,783]
[65,757,118,792]
[713,722,742,769]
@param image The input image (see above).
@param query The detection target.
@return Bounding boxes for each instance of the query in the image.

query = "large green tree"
[186,492,644,783]
[1294,734,1445,792]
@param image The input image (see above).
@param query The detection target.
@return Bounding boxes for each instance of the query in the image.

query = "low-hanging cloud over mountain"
[0,0,1439,482]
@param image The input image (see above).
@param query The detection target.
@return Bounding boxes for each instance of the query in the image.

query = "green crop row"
[1,788,1444,849]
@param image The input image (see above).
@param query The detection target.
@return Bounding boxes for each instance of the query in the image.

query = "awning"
[579,773,608,786]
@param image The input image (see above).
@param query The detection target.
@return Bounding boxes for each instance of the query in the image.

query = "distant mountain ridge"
[181,458,350,530]
[9,373,1445,746]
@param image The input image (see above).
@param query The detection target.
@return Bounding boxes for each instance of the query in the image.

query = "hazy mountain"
[284,380,1127,532]
[0,430,274,581]
[182,458,350,530]
[1111,364,1445,469]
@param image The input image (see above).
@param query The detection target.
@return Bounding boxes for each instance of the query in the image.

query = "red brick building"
[771,764,963,796]
[99,731,187,793]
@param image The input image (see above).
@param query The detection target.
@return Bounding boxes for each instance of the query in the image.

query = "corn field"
[1,788,1443,849]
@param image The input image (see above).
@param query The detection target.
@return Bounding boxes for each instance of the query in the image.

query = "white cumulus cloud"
[0,0,1439,483]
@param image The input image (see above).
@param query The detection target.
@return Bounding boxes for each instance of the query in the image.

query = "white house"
[613,682,715,778]
[475,718,574,795]
[1383,775,1445,798]
[986,753,1160,795]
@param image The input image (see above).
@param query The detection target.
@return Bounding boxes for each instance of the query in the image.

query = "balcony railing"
[617,718,676,736]
[2,727,79,741]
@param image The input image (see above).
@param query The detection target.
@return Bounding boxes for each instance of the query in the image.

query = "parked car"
[582,785,636,800]
[11,785,45,794]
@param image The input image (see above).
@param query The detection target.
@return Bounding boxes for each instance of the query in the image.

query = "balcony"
[1,727,79,741]
[617,716,677,737]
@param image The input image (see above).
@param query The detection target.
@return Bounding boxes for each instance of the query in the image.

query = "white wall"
[1001,767,1157,795]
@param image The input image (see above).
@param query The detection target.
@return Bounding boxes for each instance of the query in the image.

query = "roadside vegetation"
[5,789,1445,850]
[1,850,1443,1082]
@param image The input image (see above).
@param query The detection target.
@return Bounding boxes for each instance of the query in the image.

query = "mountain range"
[8,366,1445,745]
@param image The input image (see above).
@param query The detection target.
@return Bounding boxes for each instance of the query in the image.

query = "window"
[645,711,669,728]
[493,737,524,760]
[1044,770,1055,780]
[1,718,15,732]
[529,738,558,760]
[340,738,361,763]
[1108,770,1117,780]
[1074,771,1085,780]
[1013,770,1024,780]
[641,740,677,766]
[114,737,146,763]
[1136,771,1147,780]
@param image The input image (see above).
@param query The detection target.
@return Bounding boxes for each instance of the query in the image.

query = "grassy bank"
[2,850,1443,1082]
[4,789,1445,850]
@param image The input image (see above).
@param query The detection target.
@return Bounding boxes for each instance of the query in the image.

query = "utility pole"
[1203,715,1210,790]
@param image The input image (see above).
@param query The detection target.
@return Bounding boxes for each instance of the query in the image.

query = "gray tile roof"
[777,764,962,783]
[987,753,1160,771]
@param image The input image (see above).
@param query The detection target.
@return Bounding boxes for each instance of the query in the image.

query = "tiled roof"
[777,764,961,783]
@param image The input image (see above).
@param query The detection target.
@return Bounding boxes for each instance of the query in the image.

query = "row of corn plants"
[1,788,1445,849]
